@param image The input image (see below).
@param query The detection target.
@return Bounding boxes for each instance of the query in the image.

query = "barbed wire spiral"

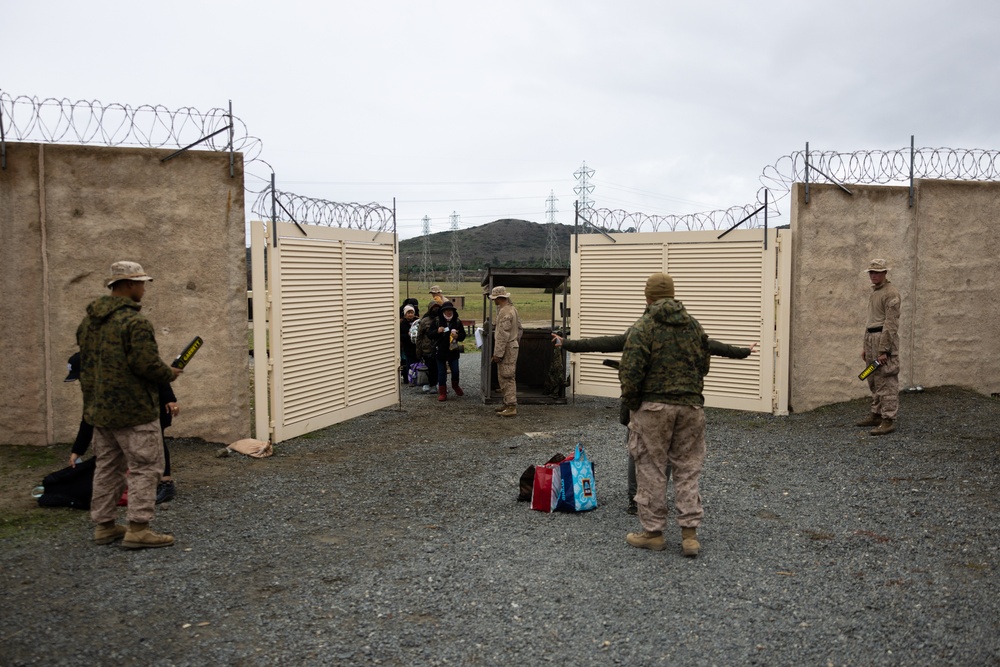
[252,189,395,232]
[0,91,263,162]
[585,146,1000,234]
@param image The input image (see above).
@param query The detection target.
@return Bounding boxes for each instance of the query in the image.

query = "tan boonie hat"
[106,261,153,288]
[866,258,889,273]
[644,272,675,301]
[488,286,512,301]
[429,285,443,294]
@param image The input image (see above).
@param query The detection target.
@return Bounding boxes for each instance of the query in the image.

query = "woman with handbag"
[428,301,467,401]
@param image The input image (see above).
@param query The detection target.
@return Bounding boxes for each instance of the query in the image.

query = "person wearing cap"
[618,272,710,557]
[856,259,902,435]
[399,303,419,384]
[416,301,442,392]
[76,261,181,549]
[428,300,466,400]
[489,286,522,417]
[429,285,445,305]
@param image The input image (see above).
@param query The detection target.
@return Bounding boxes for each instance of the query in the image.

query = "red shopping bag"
[530,463,562,513]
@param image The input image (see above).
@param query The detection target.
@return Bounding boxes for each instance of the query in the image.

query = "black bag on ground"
[36,458,95,510]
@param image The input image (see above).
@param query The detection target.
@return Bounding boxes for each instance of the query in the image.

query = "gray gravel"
[1,353,998,666]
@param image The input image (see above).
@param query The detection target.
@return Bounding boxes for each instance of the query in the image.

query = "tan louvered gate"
[251,221,399,444]
[570,228,790,414]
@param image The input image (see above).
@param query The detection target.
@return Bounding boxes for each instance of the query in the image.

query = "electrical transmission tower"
[449,211,462,290]
[421,215,431,288]
[573,161,595,218]
[544,190,560,267]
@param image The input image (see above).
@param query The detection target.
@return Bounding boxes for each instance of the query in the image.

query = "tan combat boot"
[870,418,896,436]
[494,403,507,413]
[681,527,700,557]
[626,530,665,551]
[122,522,175,549]
[94,521,127,545]
[855,413,881,427]
[498,405,518,417]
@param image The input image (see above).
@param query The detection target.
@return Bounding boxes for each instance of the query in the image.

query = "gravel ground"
[1,353,998,666]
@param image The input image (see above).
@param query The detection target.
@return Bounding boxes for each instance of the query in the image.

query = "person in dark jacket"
[428,301,466,401]
[399,304,419,383]
[415,301,441,392]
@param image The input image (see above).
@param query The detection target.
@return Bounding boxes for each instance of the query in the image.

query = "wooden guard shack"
[480,267,570,405]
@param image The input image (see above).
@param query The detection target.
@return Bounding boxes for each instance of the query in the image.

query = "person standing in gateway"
[77,261,181,549]
[856,258,902,435]
[489,286,522,417]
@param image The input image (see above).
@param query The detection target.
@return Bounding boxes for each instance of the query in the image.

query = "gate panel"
[252,221,398,444]
[570,229,789,414]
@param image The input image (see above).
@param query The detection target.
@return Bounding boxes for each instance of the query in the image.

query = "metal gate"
[251,220,399,443]
[570,228,790,414]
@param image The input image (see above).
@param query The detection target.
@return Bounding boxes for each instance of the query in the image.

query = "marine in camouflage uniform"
[77,261,180,549]
[618,273,710,557]
[555,329,754,514]
[489,286,522,417]
[857,258,902,435]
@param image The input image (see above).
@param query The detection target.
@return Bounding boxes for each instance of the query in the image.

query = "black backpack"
[36,458,96,510]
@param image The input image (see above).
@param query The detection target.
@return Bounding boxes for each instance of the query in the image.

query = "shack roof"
[480,267,569,290]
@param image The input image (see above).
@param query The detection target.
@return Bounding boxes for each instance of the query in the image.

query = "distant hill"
[246,218,573,287]
[398,218,573,274]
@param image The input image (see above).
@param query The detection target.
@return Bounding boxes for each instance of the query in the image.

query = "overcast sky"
[5,1,999,239]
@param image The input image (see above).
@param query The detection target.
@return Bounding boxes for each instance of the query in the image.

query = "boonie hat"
[106,261,153,288]
[866,259,890,273]
[429,285,443,294]
[488,286,512,301]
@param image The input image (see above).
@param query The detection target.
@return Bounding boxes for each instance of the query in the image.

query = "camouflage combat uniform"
[77,296,177,526]
[493,300,522,407]
[618,297,710,533]
[864,277,902,420]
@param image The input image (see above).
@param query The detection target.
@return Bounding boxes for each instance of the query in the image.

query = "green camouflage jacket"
[618,298,710,410]
[76,296,176,429]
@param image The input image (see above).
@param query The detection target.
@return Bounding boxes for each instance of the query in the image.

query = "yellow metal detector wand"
[172,336,204,369]
[858,359,880,381]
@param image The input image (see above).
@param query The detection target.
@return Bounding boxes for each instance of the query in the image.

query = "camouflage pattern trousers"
[627,401,705,532]
[90,419,164,525]
[864,331,900,419]
[498,344,519,406]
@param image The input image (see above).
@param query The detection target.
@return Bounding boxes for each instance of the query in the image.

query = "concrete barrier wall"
[789,180,999,412]
[0,142,250,445]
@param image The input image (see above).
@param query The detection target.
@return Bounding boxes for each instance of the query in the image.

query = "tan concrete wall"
[789,180,1000,412]
[0,142,250,445]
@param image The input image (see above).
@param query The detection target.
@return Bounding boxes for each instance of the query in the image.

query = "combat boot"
[855,413,881,427]
[626,530,665,551]
[681,527,700,557]
[494,403,507,412]
[870,418,896,436]
[93,521,127,545]
[498,405,518,417]
[122,522,174,549]
[438,386,447,402]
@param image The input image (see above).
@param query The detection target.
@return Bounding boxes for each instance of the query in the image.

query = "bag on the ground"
[556,444,597,512]
[34,458,96,510]
[408,361,428,385]
[530,462,562,513]
[518,453,566,501]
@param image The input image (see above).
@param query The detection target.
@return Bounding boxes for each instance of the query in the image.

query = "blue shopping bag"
[556,444,597,512]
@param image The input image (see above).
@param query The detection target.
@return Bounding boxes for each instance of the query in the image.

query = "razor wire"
[584,145,1000,234]
[0,91,262,162]
[252,188,395,232]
